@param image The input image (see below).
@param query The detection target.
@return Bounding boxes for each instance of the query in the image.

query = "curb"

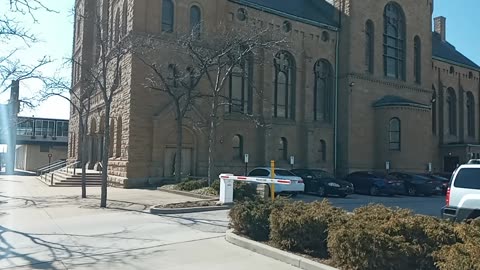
[157,187,218,200]
[225,229,339,270]
[150,204,231,214]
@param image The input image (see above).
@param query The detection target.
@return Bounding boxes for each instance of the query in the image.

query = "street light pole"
[6,80,19,175]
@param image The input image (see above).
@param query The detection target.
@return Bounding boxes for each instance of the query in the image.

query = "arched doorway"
[163,128,195,177]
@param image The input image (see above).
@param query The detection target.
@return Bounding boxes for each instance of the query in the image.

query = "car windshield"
[274,169,295,176]
[454,168,480,189]
[311,170,333,179]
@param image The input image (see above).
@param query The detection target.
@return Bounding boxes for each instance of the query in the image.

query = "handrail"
[39,160,79,178]
[36,160,66,175]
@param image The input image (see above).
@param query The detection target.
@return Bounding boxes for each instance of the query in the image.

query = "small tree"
[40,63,94,198]
[181,24,286,183]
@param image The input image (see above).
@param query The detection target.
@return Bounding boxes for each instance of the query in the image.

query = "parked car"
[345,171,403,196]
[388,172,436,196]
[434,172,453,180]
[442,164,480,222]
[291,169,353,197]
[420,173,449,195]
[247,167,305,195]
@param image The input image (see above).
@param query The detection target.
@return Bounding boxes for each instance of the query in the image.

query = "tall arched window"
[114,10,120,43]
[384,2,405,80]
[320,140,327,162]
[447,88,457,135]
[228,55,252,114]
[314,59,333,122]
[279,137,288,161]
[190,5,201,38]
[389,118,401,151]
[414,36,421,83]
[432,86,437,134]
[467,91,475,137]
[162,0,174,32]
[121,0,128,37]
[274,51,295,119]
[365,20,374,73]
[232,135,243,160]
[116,116,122,157]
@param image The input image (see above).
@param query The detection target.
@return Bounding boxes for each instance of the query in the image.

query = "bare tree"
[39,62,93,198]
[179,24,286,184]
[136,30,207,183]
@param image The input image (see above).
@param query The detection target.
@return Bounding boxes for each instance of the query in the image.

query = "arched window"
[121,0,128,37]
[116,116,122,157]
[190,5,201,38]
[114,11,120,43]
[162,0,174,32]
[389,118,401,151]
[320,140,327,162]
[383,2,405,80]
[232,135,243,160]
[447,88,457,135]
[467,91,475,137]
[414,36,421,83]
[274,51,295,119]
[279,137,288,161]
[109,119,115,158]
[228,55,252,114]
[314,59,333,122]
[432,86,437,134]
[365,20,374,73]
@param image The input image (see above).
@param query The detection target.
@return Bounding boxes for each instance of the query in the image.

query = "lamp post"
[6,80,19,175]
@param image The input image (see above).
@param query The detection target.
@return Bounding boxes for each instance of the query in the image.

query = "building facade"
[70,0,480,187]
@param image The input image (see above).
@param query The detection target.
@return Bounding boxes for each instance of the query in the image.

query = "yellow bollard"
[270,160,275,201]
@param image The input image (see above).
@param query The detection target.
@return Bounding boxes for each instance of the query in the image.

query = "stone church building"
[70,0,480,187]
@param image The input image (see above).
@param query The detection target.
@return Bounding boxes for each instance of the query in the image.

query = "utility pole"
[6,80,19,174]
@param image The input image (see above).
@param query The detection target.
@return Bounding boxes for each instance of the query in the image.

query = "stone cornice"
[347,73,433,94]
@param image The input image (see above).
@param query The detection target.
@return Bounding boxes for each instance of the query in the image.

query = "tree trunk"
[80,120,87,199]
[207,96,218,185]
[100,105,111,208]
[175,112,183,183]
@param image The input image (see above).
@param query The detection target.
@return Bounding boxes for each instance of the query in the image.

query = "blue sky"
[0,0,478,120]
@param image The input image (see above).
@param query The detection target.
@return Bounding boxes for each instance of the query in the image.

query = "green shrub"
[270,200,348,258]
[210,179,221,192]
[328,204,457,270]
[176,179,208,191]
[234,181,257,201]
[229,198,288,241]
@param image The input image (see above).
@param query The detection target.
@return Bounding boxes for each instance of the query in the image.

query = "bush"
[434,220,480,270]
[328,204,457,270]
[210,179,221,192]
[176,179,208,191]
[270,200,348,258]
[229,198,288,241]
[234,181,257,201]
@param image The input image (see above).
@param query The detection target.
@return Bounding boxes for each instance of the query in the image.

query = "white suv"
[442,164,480,222]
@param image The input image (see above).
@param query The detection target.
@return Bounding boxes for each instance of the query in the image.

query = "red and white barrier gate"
[219,173,292,204]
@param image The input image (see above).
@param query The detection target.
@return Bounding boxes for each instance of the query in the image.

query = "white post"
[219,175,234,204]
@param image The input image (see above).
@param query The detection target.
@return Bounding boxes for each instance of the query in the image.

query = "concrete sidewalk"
[0,175,298,270]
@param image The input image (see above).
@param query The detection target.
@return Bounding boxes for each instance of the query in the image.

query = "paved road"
[297,193,446,217]
[0,175,296,270]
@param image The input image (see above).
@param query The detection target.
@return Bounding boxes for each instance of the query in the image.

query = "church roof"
[373,95,430,109]
[432,32,480,70]
[229,0,339,29]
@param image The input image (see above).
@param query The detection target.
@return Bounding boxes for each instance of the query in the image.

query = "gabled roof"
[432,32,480,70]
[228,0,339,29]
[373,95,430,109]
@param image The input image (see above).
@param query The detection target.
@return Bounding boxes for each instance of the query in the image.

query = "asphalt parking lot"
[296,193,446,217]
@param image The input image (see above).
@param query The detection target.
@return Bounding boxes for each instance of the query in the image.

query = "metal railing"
[36,159,66,175]
[39,160,81,186]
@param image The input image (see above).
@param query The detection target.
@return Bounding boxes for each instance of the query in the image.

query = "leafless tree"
[136,29,207,183]
[183,24,286,184]
[39,61,93,198]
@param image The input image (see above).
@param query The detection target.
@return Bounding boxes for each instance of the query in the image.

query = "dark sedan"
[291,169,353,197]
[345,171,403,196]
[388,172,436,196]
[420,173,449,195]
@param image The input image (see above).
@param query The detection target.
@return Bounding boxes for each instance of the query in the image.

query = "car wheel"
[407,186,417,196]
[339,193,348,198]
[317,186,326,197]
[369,186,380,196]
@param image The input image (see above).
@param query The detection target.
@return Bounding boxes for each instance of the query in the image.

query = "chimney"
[434,16,446,42]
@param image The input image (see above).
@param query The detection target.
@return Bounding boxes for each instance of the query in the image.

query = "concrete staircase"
[39,169,102,187]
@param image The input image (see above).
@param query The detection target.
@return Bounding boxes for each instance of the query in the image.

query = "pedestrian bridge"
[0,116,69,145]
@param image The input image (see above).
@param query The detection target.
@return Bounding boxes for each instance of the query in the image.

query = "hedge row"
[229,200,480,270]
[177,179,257,201]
